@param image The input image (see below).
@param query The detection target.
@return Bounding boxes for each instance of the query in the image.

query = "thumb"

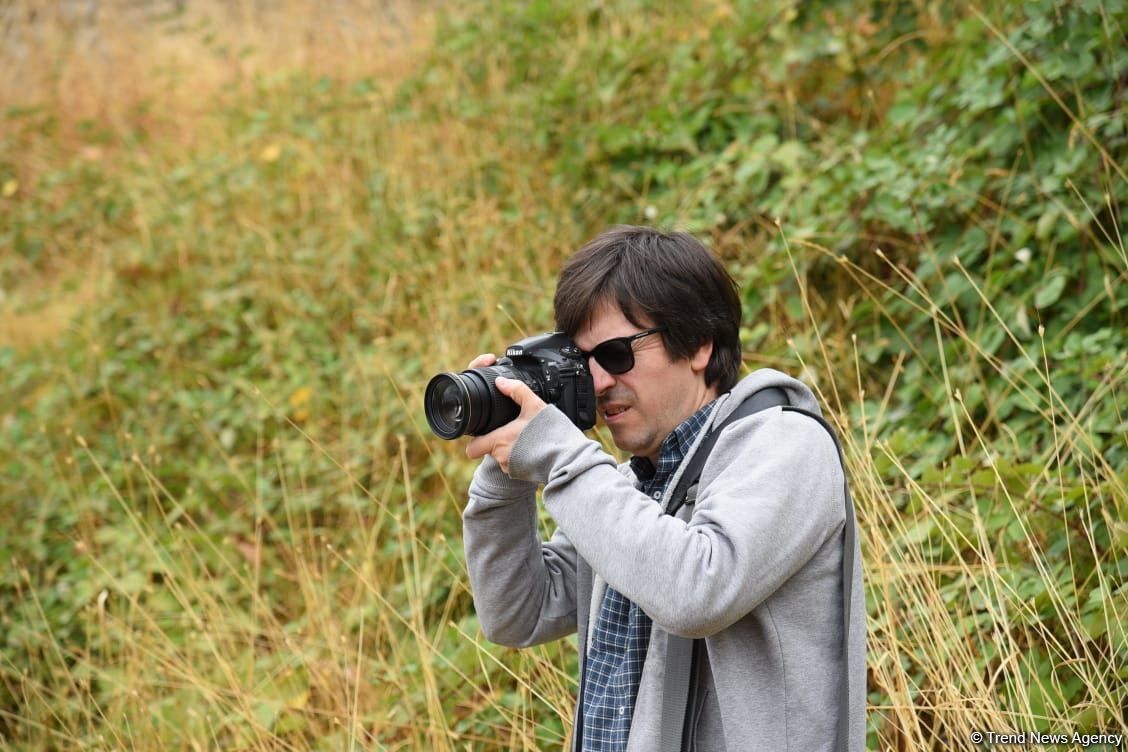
[495,376,535,407]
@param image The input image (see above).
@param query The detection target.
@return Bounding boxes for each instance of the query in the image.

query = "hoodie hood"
[709,368,824,427]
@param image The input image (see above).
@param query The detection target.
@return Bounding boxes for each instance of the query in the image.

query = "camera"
[425,332,596,439]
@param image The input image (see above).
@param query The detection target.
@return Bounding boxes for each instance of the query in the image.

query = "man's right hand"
[463,352,549,476]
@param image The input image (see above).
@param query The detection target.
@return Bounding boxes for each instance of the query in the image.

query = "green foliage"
[1,0,1125,748]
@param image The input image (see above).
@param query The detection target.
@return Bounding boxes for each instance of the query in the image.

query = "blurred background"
[1,0,1125,749]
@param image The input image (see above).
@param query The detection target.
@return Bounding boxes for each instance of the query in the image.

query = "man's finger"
[466,434,491,459]
[467,353,497,369]
[495,377,534,406]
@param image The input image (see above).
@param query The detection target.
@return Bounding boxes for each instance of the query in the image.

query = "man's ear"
[690,340,713,374]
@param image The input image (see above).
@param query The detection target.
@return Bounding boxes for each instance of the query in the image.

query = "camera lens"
[438,386,463,422]
[424,366,524,439]
[426,375,469,439]
[426,373,476,439]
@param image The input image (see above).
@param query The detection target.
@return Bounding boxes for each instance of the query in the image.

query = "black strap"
[659,387,789,752]
[659,391,857,752]
[783,406,857,752]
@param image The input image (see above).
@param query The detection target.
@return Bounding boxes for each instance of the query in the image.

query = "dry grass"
[0,0,433,352]
[1,1,1124,750]
[0,0,430,144]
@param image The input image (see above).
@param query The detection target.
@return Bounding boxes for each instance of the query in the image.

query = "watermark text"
[969,730,1124,748]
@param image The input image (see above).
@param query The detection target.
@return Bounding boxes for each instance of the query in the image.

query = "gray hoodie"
[463,368,866,751]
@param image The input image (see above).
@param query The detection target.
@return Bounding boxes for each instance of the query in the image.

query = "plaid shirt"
[580,400,716,752]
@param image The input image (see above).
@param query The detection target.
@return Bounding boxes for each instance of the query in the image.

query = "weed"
[1,0,1124,749]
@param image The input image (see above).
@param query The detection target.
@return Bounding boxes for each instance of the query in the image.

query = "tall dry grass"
[1,0,426,143]
[782,235,1126,747]
[1,1,1124,750]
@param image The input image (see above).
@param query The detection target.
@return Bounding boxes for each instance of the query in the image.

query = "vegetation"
[1,0,1124,748]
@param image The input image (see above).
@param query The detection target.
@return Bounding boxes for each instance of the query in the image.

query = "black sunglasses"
[580,326,666,375]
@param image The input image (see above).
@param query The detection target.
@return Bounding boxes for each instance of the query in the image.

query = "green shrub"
[1,0,1124,748]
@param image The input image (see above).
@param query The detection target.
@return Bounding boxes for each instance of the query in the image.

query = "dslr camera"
[425,332,596,439]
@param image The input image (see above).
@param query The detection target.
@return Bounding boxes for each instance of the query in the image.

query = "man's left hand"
[466,377,548,476]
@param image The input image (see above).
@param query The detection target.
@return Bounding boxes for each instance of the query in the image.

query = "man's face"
[573,299,717,462]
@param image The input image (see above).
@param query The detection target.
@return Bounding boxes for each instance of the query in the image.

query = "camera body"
[425,332,596,439]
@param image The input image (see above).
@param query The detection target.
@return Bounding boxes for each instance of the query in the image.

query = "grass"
[791,242,1127,746]
[1,0,1125,749]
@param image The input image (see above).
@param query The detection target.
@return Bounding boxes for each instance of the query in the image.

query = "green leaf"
[1034,273,1067,309]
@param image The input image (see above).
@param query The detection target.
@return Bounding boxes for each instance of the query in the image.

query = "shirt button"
[619,707,626,715]
[652,491,661,500]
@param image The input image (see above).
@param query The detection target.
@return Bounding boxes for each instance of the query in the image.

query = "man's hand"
[465,353,547,476]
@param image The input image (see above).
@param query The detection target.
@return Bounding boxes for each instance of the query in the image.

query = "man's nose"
[588,358,617,394]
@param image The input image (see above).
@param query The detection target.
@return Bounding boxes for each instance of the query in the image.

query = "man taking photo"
[460,225,865,751]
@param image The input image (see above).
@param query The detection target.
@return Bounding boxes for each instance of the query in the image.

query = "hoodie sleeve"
[507,404,845,638]
[462,455,579,647]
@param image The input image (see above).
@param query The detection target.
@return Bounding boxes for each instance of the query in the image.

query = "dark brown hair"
[554,226,743,394]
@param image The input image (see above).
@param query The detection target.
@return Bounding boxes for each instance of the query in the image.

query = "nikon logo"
[505,348,523,357]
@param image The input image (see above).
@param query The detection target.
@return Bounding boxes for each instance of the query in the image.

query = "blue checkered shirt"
[580,400,716,752]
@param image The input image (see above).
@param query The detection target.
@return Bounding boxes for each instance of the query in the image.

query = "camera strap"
[658,388,857,752]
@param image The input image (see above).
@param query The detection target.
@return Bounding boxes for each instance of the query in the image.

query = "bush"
[1,0,1124,748]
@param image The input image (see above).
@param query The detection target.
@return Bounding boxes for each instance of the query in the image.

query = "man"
[462,226,865,751]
